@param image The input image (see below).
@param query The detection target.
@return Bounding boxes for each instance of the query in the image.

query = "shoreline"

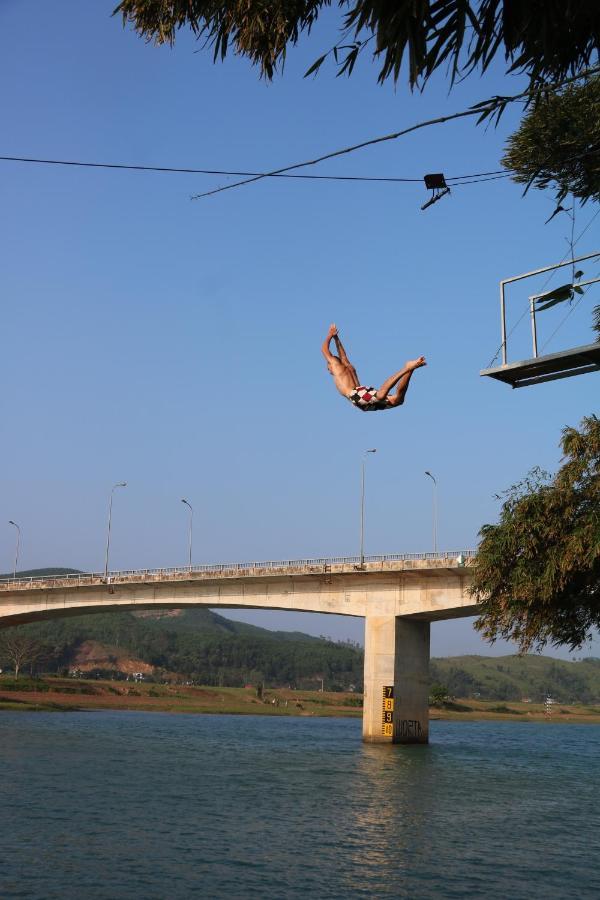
[2,677,600,723]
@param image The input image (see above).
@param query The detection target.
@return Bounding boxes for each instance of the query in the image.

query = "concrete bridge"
[0,550,478,744]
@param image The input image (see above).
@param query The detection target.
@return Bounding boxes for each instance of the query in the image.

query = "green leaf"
[544,204,566,224]
[304,54,327,78]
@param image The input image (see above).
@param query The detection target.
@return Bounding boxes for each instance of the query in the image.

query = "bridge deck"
[0,551,475,594]
[0,552,478,629]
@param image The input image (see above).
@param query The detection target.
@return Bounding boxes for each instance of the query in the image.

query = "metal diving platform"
[481,250,600,388]
[480,341,600,388]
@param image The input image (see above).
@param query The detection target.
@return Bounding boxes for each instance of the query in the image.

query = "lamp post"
[104,482,127,581]
[424,471,438,554]
[360,449,377,567]
[8,521,20,579]
[181,499,193,569]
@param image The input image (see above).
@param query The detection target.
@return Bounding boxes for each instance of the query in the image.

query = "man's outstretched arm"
[321,324,338,362]
[333,333,351,365]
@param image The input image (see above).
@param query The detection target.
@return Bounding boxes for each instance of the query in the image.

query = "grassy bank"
[2,677,600,722]
[0,676,363,717]
[431,698,600,723]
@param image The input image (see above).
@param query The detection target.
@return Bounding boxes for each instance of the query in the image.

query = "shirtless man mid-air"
[321,324,426,412]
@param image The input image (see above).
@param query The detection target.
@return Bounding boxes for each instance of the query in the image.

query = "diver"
[322,324,426,412]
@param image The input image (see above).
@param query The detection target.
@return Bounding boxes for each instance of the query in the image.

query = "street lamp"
[360,449,377,567]
[181,499,193,569]
[8,521,21,579]
[104,482,127,581]
[424,471,438,554]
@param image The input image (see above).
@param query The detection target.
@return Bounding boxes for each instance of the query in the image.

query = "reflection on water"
[345,746,423,872]
[1,713,599,899]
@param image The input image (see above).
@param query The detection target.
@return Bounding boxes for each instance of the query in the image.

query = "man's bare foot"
[406,356,426,371]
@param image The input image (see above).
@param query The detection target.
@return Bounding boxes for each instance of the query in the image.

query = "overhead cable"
[0,154,510,185]
[190,67,600,200]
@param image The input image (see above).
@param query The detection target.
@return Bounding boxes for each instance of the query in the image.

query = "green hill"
[149,607,323,643]
[430,655,600,704]
[0,609,362,690]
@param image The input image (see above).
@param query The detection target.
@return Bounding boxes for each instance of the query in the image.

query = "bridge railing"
[0,550,476,589]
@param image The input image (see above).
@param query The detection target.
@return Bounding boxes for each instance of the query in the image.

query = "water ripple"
[0,713,599,899]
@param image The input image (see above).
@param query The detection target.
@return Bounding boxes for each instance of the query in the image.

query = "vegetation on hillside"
[0,609,363,691]
[430,655,600,704]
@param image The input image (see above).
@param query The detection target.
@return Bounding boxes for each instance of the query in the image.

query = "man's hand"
[328,323,338,337]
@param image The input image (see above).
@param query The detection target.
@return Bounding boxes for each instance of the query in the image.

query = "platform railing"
[499,250,600,365]
[0,550,476,588]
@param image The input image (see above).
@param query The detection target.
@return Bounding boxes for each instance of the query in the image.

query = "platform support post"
[500,281,507,364]
[529,297,538,357]
[363,615,430,744]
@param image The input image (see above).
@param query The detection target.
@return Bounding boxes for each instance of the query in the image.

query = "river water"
[1,713,599,899]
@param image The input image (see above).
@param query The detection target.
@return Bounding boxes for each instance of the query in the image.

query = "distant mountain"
[138,607,320,641]
[2,567,83,579]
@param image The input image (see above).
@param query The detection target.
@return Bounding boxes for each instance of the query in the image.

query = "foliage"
[0,631,47,679]
[594,304,600,338]
[502,75,600,204]
[470,416,600,652]
[428,682,449,706]
[114,1,600,88]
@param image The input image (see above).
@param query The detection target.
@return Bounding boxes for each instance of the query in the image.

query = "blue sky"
[1,1,598,658]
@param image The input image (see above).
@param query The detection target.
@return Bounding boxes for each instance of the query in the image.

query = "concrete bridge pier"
[362,615,430,744]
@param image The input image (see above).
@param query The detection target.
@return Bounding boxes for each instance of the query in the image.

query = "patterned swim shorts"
[347,386,391,412]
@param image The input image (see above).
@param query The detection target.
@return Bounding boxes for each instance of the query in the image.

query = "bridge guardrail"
[0,550,476,589]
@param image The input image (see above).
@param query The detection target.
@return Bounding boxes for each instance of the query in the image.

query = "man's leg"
[378,357,426,405]
[386,371,414,407]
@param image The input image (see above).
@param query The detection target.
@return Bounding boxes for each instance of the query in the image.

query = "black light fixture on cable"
[421,173,450,210]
